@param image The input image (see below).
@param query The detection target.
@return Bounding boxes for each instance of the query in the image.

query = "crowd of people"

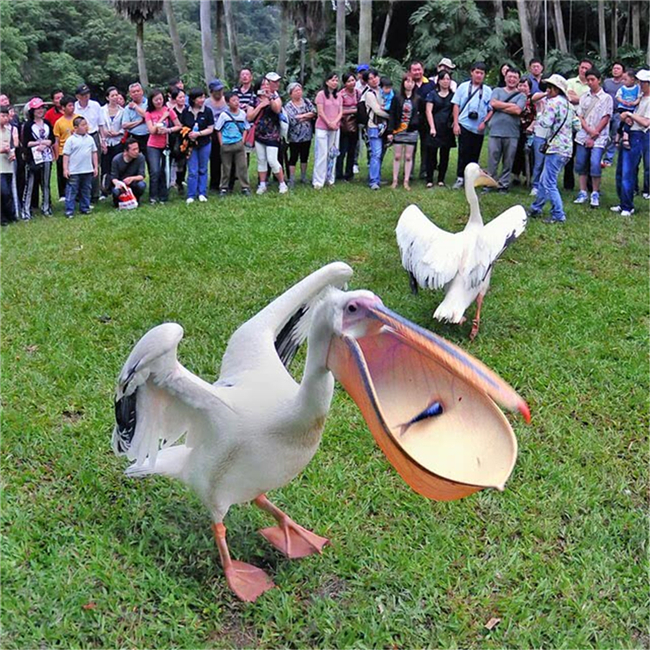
[1,56,648,225]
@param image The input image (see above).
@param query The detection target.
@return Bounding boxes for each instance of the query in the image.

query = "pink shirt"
[146,107,174,149]
[315,90,343,130]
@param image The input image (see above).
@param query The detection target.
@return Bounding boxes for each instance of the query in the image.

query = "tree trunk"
[358,0,372,64]
[222,0,240,77]
[215,0,225,79]
[377,0,393,59]
[632,0,640,49]
[278,1,289,77]
[516,0,536,65]
[494,0,504,38]
[164,0,188,76]
[611,0,618,58]
[200,0,216,83]
[552,0,568,54]
[597,0,607,61]
[135,21,149,88]
[298,27,306,84]
[336,0,346,70]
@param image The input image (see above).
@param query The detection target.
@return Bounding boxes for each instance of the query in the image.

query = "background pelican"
[396,163,527,339]
[113,262,529,602]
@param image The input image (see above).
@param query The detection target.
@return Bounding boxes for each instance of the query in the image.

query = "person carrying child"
[215,91,251,196]
[614,69,641,150]
[62,116,98,218]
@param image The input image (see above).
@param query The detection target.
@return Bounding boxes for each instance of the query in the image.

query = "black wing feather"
[274,304,308,369]
[114,388,138,453]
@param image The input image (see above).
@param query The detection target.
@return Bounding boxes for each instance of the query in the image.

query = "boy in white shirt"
[62,117,98,218]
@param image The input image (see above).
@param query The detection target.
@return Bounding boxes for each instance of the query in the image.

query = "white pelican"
[113,262,529,602]
[396,163,527,339]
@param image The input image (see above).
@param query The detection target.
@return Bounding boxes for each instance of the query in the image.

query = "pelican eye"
[347,303,358,313]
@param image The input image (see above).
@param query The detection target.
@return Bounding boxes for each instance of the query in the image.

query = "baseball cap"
[75,83,91,95]
[27,97,45,110]
[357,63,370,73]
[208,78,224,91]
[438,57,456,70]
[636,69,650,82]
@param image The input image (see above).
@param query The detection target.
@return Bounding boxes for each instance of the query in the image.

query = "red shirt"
[44,106,64,128]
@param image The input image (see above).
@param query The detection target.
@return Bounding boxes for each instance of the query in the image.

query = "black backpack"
[357,87,370,127]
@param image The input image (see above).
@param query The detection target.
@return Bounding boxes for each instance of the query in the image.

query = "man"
[573,68,612,209]
[564,58,592,189]
[74,84,102,202]
[527,58,545,100]
[109,137,147,207]
[410,60,435,179]
[354,66,370,173]
[486,67,526,192]
[233,67,255,110]
[611,69,650,217]
[0,105,19,225]
[355,63,370,93]
[451,61,493,189]
[122,82,149,155]
[363,69,390,190]
[602,61,625,166]
[44,90,64,128]
[264,72,286,180]
[431,58,458,92]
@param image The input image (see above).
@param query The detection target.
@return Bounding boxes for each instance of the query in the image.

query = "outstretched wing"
[218,262,353,382]
[396,204,466,291]
[113,323,232,468]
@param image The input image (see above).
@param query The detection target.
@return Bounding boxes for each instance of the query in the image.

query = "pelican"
[396,163,527,339]
[113,262,529,602]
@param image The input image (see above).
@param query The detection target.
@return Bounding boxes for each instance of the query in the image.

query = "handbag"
[340,113,358,134]
[117,186,138,210]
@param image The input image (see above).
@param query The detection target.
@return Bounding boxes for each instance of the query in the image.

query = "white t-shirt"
[99,105,125,146]
[74,99,102,134]
[631,95,650,132]
[63,133,97,174]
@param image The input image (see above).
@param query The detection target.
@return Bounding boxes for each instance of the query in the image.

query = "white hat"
[438,57,456,70]
[636,69,650,82]
[544,73,568,96]
[265,72,281,82]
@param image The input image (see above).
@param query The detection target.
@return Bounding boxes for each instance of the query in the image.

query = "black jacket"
[388,94,422,134]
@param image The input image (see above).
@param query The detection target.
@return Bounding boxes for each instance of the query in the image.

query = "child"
[53,96,78,201]
[378,77,395,138]
[62,117,98,218]
[215,91,250,196]
[615,70,641,150]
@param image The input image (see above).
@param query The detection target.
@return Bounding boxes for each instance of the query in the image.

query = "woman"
[284,82,316,187]
[168,87,188,194]
[424,70,456,187]
[21,97,54,219]
[336,72,359,181]
[246,78,288,194]
[313,72,343,189]
[497,63,511,88]
[511,77,536,187]
[145,88,180,204]
[99,86,124,199]
[387,72,421,190]
[206,79,227,192]
[181,88,215,204]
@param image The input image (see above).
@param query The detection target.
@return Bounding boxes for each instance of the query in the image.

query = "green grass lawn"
[2,153,648,649]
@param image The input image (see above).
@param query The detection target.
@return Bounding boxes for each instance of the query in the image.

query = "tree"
[112,0,163,88]
[277,1,289,77]
[551,0,568,55]
[358,0,372,64]
[215,0,226,79]
[632,0,641,50]
[222,0,241,76]
[597,0,607,62]
[377,0,394,59]
[164,0,188,76]
[516,0,535,66]
[200,0,216,83]
[336,0,346,70]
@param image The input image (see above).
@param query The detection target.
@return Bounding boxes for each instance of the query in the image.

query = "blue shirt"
[215,109,249,145]
[451,80,493,134]
[123,98,149,136]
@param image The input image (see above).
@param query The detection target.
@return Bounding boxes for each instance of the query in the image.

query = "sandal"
[426,182,434,189]
[437,182,445,187]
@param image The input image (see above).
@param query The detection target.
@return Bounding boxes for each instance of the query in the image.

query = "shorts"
[575,143,605,178]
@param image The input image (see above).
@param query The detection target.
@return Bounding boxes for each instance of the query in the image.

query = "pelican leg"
[469,293,485,341]
[254,494,330,559]
[212,523,275,602]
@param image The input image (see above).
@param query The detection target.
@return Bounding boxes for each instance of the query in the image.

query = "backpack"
[357,87,370,127]
[279,108,289,140]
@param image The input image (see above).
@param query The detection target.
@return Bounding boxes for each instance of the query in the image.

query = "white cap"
[636,69,650,82]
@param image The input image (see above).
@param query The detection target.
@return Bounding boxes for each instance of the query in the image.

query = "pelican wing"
[396,205,465,290]
[113,323,232,468]
[218,262,353,381]
[476,205,528,282]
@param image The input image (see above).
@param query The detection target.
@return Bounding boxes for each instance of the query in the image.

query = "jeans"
[367,127,383,187]
[531,135,546,190]
[187,142,211,199]
[531,153,570,221]
[112,180,147,207]
[620,131,650,211]
[1,173,17,222]
[147,146,169,202]
[65,172,93,214]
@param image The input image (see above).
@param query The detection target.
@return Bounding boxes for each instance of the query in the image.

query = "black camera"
[468,111,479,120]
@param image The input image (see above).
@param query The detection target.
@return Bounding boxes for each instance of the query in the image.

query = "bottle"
[192,122,199,133]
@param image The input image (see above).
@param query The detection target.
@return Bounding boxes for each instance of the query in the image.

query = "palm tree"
[200,0,216,83]
[112,0,163,88]
[222,0,241,76]
[358,0,372,64]
[164,0,188,76]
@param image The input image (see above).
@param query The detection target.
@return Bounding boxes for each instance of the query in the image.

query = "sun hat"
[543,74,568,96]
[75,83,91,95]
[636,69,650,82]
[265,72,281,82]
[438,57,456,70]
[27,97,45,110]
[287,81,302,95]
[208,79,224,92]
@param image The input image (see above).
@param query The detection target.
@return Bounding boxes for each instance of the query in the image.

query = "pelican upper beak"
[474,169,499,188]
[326,304,530,501]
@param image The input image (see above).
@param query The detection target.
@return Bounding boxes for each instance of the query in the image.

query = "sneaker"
[313,184,323,190]
[452,177,464,190]
[287,178,295,189]
[58,197,66,203]
[256,184,267,195]
[543,216,565,224]
[278,182,288,194]
[643,193,650,200]
[528,209,543,219]
[88,204,95,210]
[573,191,588,204]
[241,188,251,196]
[65,212,74,218]
[370,183,380,191]
[590,191,600,208]
[620,209,634,217]
[353,165,359,174]
[98,195,107,201]
[198,195,208,202]
[149,198,157,205]
[219,189,228,198]
[610,205,622,213]
[529,187,538,197]
[186,198,195,205]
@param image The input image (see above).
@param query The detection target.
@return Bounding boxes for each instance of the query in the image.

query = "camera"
[257,89,267,97]
[468,111,479,120]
